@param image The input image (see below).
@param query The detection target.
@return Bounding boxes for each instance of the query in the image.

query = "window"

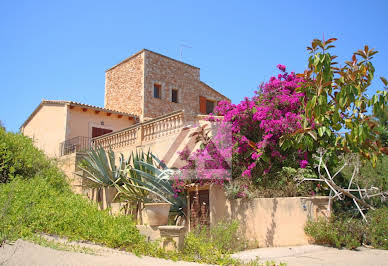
[171,89,178,103]
[200,96,216,114]
[206,100,214,114]
[154,84,161,99]
[92,127,112,138]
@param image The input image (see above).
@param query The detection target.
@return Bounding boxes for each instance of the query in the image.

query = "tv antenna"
[180,44,192,61]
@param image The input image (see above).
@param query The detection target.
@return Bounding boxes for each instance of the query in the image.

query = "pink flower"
[300,160,308,168]
[277,64,286,72]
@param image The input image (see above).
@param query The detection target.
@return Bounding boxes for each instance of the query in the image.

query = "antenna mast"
[180,44,192,61]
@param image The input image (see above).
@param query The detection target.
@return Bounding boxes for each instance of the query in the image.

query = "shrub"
[0,129,154,254]
[0,130,252,264]
[182,220,246,264]
[367,208,388,249]
[0,176,155,254]
[305,216,365,249]
[0,127,53,183]
[305,209,388,250]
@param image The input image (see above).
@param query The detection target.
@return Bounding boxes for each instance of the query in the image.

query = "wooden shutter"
[92,127,113,138]
[199,96,207,114]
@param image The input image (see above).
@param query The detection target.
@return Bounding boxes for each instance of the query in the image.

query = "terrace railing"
[59,136,91,156]
[91,110,185,150]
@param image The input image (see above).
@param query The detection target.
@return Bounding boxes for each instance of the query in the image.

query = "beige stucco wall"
[66,106,135,140]
[21,103,67,157]
[112,125,198,169]
[209,185,330,248]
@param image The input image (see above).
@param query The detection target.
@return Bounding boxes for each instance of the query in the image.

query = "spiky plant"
[78,146,124,187]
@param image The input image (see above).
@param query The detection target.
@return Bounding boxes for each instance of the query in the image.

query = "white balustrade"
[91,111,184,150]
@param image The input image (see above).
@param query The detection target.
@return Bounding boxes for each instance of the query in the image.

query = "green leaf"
[318,127,326,137]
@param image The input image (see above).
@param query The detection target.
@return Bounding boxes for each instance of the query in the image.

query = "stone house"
[20,49,330,248]
[21,49,229,192]
[21,49,229,158]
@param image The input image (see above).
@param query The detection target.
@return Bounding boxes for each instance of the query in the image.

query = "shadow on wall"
[265,198,278,247]
[209,185,331,248]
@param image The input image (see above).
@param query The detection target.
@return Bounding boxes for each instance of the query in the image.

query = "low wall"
[57,152,87,194]
[209,185,330,248]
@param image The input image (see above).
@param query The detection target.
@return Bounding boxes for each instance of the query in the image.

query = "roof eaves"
[20,99,138,130]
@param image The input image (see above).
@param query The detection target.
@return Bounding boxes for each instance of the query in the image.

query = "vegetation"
[0,128,59,185]
[305,207,388,250]
[181,220,246,264]
[78,146,125,187]
[2,128,260,264]
[79,147,186,222]
[0,128,152,254]
[115,150,186,220]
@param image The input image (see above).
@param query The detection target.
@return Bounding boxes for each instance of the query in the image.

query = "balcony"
[91,110,185,150]
[59,136,91,156]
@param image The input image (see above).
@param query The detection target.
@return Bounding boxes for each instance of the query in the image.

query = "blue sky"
[1,0,387,132]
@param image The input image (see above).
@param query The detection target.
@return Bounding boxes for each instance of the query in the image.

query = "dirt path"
[2,239,388,266]
[232,244,388,266]
[0,240,203,266]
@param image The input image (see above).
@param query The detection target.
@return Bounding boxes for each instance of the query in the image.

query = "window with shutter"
[205,100,214,114]
[199,96,207,114]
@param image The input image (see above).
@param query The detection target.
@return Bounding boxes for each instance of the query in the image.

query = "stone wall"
[57,152,87,194]
[104,49,229,122]
[143,50,229,121]
[104,51,144,117]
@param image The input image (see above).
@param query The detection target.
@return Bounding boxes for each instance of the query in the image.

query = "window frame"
[153,84,161,99]
[205,99,215,114]
[171,89,179,103]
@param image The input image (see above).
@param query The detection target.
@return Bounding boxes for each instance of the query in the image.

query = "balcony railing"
[91,110,185,150]
[59,136,91,156]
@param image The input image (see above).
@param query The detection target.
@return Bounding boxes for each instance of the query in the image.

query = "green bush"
[182,220,246,264]
[367,208,388,249]
[0,129,155,254]
[305,216,365,249]
[0,176,156,254]
[0,128,53,183]
[305,208,388,250]
[0,130,253,264]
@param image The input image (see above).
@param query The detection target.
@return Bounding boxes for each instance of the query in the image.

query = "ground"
[232,244,388,266]
[1,240,388,266]
[0,240,203,266]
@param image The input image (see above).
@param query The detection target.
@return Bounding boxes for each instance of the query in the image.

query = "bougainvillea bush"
[174,38,387,199]
[174,65,320,197]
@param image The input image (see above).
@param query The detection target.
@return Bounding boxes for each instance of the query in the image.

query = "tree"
[286,38,388,166]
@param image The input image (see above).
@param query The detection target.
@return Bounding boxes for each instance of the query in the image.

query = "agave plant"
[78,146,125,187]
[112,150,186,222]
[78,146,186,223]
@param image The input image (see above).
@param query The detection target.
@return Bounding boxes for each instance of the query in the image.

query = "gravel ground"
[0,239,204,266]
[232,244,388,266]
[2,239,388,266]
